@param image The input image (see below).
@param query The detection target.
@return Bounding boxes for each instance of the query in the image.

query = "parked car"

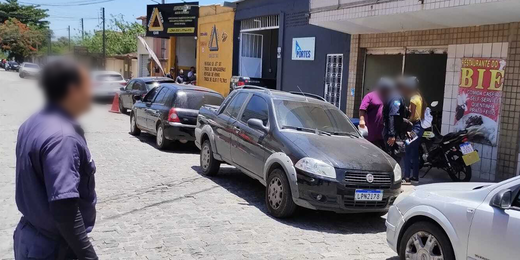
[195,87,402,218]
[118,77,175,113]
[19,62,40,78]
[386,176,520,260]
[129,83,224,149]
[5,61,20,72]
[91,71,126,99]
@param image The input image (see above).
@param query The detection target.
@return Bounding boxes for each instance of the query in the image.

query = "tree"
[0,0,50,59]
[0,18,44,60]
[78,15,145,56]
[0,0,49,27]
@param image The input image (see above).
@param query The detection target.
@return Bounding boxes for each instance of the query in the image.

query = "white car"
[386,177,520,260]
[19,63,39,77]
[91,71,126,98]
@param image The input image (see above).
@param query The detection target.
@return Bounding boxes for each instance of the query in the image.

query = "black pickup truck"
[195,87,402,218]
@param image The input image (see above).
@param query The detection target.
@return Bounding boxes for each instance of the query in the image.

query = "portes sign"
[292,37,315,61]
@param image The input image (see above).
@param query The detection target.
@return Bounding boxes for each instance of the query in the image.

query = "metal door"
[324,54,343,108]
[239,33,263,78]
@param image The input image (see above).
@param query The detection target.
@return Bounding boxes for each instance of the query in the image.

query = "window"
[133,81,145,91]
[174,91,224,109]
[143,87,159,103]
[125,80,135,91]
[241,95,269,125]
[224,92,248,119]
[274,100,358,135]
[25,63,39,69]
[96,74,123,81]
[153,88,170,105]
[513,189,520,208]
[324,54,343,108]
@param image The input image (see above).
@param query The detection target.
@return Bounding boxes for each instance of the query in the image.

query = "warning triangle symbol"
[148,8,164,32]
[209,25,219,51]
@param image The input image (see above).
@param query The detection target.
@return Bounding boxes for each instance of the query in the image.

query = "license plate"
[460,142,475,155]
[355,189,383,201]
[462,151,480,166]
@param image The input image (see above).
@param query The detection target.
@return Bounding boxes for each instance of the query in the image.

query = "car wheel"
[19,72,25,78]
[399,221,455,260]
[200,139,220,176]
[118,98,128,114]
[266,168,297,218]
[156,124,170,150]
[129,113,140,136]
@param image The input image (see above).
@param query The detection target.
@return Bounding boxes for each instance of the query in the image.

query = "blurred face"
[65,66,92,117]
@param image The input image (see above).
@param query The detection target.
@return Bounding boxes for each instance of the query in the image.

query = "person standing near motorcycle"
[399,77,427,184]
[359,81,385,149]
[380,78,408,162]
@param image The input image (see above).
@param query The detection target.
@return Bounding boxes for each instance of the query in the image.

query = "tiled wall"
[442,43,508,180]
[311,0,504,22]
[346,22,520,180]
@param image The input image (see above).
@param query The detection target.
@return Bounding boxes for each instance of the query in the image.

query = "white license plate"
[355,189,383,201]
[460,142,475,155]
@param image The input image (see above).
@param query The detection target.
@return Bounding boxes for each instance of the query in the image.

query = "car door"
[121,80,135,108]
[214,92,249,162]
[147,87,171,132]
[137,87,160,131]
[231,94,270,176]
[466,179,520,260]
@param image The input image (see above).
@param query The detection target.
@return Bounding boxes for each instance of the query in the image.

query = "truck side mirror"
[490,189,512,210]
[248,118,268,133]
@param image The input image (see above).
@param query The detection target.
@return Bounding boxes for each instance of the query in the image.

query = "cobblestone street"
[0,70,398,259]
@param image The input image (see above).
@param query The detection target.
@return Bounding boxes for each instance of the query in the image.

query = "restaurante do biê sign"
[146,2,199,38]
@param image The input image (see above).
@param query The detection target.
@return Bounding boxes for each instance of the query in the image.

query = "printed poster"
[454,58,506,145]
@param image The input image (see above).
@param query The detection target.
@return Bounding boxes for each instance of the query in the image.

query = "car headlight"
[393,164,402,183]
[295,157,336,179]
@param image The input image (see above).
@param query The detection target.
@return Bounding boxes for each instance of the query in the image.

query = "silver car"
[19,62,40,78]
[91,71,126,99]
[386,176,520,260]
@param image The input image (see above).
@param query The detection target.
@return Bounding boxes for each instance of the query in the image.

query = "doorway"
[363,54,403,95]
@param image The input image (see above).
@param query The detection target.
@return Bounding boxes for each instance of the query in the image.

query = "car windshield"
[274,100,359,136]
[174,91,224,110]
[9,62,18,65]
[96,74,123,81]
[146,81,173,90]
[25,64,39,68]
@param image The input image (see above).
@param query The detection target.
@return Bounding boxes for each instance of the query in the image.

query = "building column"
[346,35,365,118]
[497,22,520,180]
[168,36,177,77]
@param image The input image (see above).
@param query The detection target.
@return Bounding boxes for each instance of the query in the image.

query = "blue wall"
[234,0,351,111]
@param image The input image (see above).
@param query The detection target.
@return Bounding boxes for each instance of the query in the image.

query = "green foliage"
[0,18,44,60]
[0,0,49,59]
[78,15,145,56]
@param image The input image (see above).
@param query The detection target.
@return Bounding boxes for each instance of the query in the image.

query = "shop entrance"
[239,15,279,89]
[362,48,447,128]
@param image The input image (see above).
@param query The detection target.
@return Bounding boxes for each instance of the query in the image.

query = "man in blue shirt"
[380,78,408,161]
[14,59,98,259]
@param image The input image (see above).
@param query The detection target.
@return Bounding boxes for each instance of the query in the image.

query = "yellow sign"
[167,28,195,34]
[196,6,234,96]
[148,8,164,32]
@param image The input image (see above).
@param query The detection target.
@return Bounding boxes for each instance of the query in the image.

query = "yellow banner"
[167,27,195,34]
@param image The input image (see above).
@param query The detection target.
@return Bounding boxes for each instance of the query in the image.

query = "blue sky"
[17,0,231,39]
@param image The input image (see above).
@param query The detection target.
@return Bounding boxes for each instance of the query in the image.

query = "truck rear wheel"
[200,139,220,176]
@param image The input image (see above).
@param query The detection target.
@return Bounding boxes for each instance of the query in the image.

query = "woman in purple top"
[359,88,385,149]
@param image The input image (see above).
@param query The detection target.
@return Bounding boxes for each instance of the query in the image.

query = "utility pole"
[101,7,106,69]
[48,32,52,55]
[81,18,84,40]
[68,25,71,51]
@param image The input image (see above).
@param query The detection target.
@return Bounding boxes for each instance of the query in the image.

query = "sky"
[15,0,231,39]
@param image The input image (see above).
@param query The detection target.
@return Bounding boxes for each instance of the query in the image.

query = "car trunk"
[174,108,199,125]
[173,90,224,125]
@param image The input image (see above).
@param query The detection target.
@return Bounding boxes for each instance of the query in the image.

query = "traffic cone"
[109,93,121,114]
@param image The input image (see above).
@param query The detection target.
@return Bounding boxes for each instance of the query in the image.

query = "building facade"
[311,0,520,180]
[233,0,351,111]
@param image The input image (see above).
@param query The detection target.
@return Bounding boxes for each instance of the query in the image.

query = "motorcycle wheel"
[446,155,472,182]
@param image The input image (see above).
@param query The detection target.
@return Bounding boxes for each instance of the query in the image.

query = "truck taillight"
[237,81,245,86]
[168,108,180,123]
[120,82,127,86]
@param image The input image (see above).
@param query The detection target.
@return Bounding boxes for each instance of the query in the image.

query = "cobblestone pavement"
[0,70,399,260]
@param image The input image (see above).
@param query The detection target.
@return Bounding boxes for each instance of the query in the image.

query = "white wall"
[176,36,196,68]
